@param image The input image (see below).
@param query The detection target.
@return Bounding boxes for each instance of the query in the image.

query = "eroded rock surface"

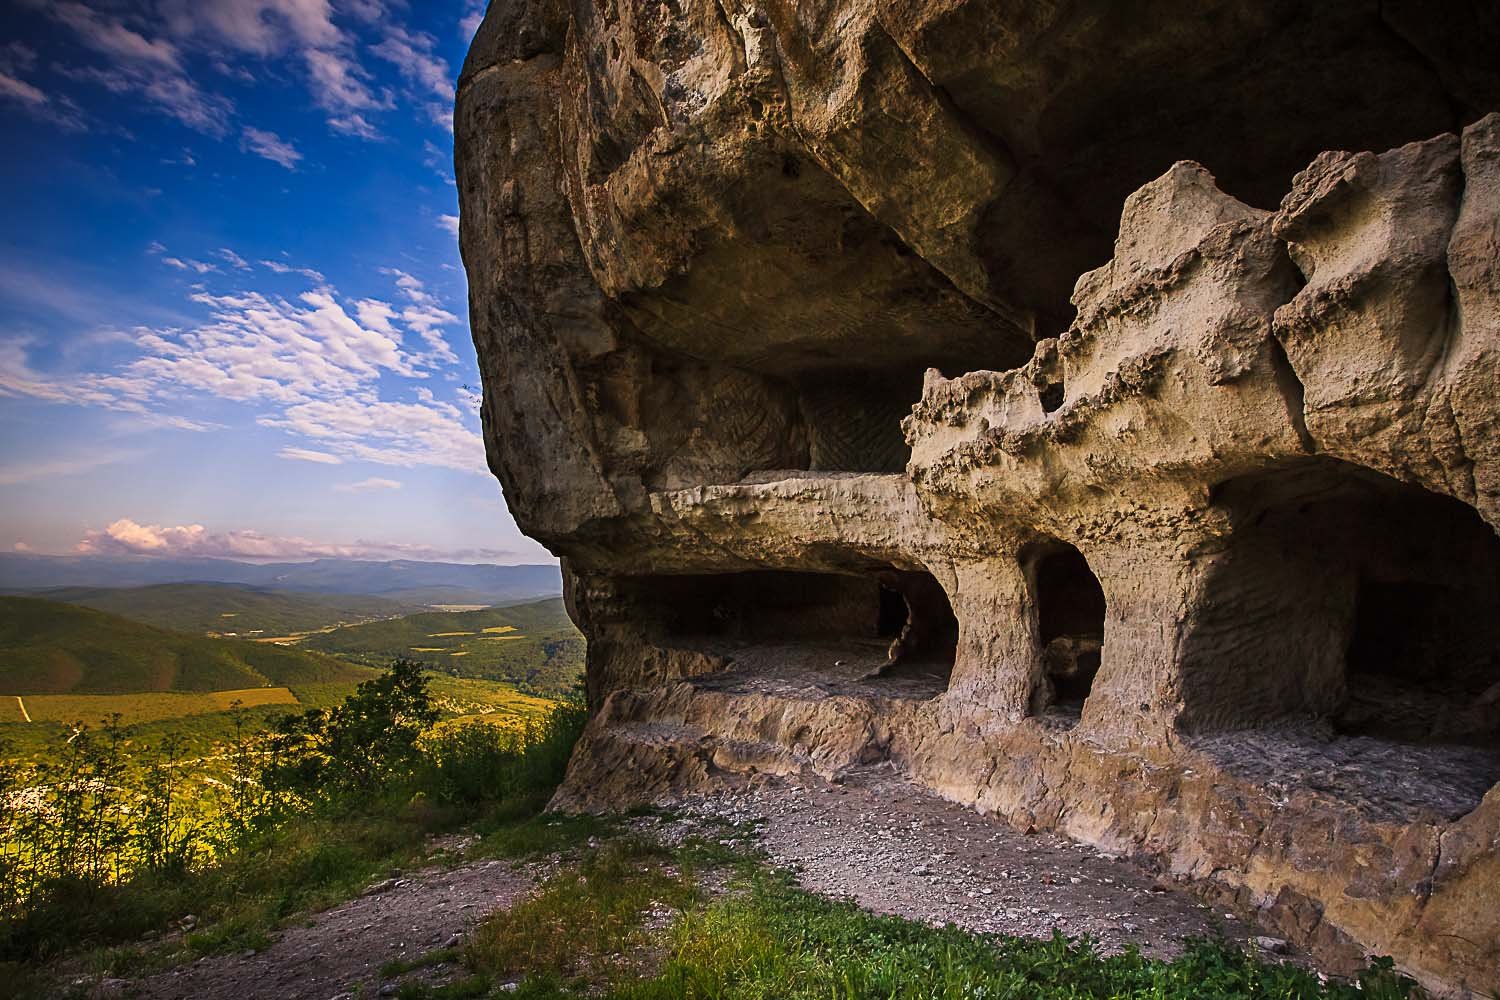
[457,3,1500,994]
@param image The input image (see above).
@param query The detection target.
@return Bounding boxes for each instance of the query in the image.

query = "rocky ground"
[657,763,1265,961]
[93,772,1296,998]
[93,839,533,1000]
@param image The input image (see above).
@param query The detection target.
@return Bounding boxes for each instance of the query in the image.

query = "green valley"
[31,583,407,637]
[299,597,584,697]
[0,596,373,695]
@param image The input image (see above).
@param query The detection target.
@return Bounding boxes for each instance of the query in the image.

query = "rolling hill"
[300,597,585,697]
[0,596,374,695]
[0,555,563,604]
[35,583,408,636]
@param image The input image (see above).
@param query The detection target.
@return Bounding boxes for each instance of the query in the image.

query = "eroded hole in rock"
[1187,460,1500,748]
[1029,543,1107,715]
[619,568,957,697]
[1037,376,1065,414]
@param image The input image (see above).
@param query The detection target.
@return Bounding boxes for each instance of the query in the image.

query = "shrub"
[417,695,585,813]
[0,662,589,975]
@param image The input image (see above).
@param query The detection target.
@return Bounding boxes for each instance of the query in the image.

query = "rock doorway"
[1184,460,1500,747]
[1028,543,1107,715]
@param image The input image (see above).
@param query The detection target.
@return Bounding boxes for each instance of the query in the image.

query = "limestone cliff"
[456,3,1500,993]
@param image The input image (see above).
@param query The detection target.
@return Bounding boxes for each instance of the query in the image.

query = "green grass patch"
[20,687,299,725]
[457,843,1422,1000]
[467,837,697,983]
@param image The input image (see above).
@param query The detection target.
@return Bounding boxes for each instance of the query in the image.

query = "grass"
[19,687,299,725]
[0,596,374,695]
[299,599,584,697]
[451,846,1425,1000]
[467,837,697,983]
[2,694,590,996]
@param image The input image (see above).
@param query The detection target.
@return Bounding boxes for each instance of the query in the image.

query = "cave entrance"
[1029,542,1107,715]
[618,567,957,697]
[1185,460,1500,747]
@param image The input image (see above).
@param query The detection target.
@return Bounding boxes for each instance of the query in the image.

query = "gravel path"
[102,856,531,1000]
[671,763,1261,960]
[90,765,1287,998]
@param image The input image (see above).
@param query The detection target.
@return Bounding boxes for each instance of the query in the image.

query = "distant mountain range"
[0,555,562,606]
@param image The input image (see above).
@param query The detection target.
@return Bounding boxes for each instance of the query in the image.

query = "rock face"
[456,3,1500,993]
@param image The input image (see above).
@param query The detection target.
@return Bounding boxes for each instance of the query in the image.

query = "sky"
[0,0,556,565]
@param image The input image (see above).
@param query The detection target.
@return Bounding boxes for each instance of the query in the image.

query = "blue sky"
[0,0,554,564]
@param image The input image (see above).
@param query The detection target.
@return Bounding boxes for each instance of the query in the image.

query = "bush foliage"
[0,660,586,966]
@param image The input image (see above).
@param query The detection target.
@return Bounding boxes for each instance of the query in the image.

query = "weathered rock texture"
[456,4,1500,994]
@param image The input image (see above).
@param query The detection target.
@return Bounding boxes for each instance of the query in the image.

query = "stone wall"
[456,3,1500,993]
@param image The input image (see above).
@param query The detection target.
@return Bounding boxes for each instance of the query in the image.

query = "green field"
[0,596,373,694]
[17,687,299,726]
[34,582,408,636]
[300,597,585,696]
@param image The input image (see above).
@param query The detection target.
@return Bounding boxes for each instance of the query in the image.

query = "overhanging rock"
[456,3,1500,993]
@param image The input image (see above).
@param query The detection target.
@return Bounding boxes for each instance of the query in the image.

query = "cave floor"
[681,638,953,700]
[658,763,1279,962]
[1187,728,1500,825]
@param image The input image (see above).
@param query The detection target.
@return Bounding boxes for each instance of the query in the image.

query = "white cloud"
[261,258,325,282]
[74,517,514,562]
[159,0,341,56]
[0,42,88,131]
[336,477,402,492]
[52,3,182,68]
[278,446,342,465]
[162,255,219,274]
[36,0,399,140]
[459,2,486,41]
[438,215,459,237]
[241,126,302,169]
[260,394,484,472]
[217,247,252,270]
[381,268,459,363]
[36,4,233,135]
[371,27,452,101]
[4,266,476,472]
[0,71,47,107]
[329,112,380,139]
[303,47,387,115]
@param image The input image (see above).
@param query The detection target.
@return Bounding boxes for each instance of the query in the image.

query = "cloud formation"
[25,0,455,155]
[3,260,480,472]
[75,517,512,562]
[278,446,342,465]
[241,126,302,169]
[336,477,402,492]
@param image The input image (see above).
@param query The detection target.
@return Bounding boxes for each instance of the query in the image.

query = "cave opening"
[1037,375,1065,415]
[618,567,957,697]
[1186,460,1500,749]
[1029,543,1107,715]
